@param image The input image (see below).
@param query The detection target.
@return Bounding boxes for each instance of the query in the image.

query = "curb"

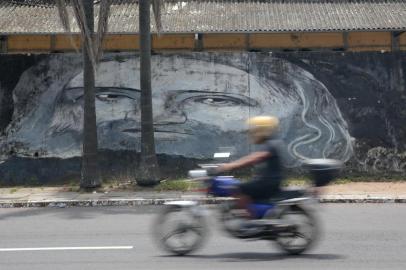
[319,198,406,203]
[0,196,405,208]
[0,198,235,208]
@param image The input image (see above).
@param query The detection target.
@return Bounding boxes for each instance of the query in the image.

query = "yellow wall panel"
[153,34,195,49]
[250,33,295,48]
[250,33,344,48]
[3,32,399,52]
[296,33,344,47]
[347,46,391,52]
[54,35,81,50]
[399,32,406,46]
[103,35,139,50]
[348,32,391,46]
[8,35,51,51]
[203,34,247,49]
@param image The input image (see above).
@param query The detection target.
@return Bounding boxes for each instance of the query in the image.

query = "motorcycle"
[153,156,342,256]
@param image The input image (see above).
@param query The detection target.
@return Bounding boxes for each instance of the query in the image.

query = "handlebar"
[188,167,221,178]
[188,170,209,178]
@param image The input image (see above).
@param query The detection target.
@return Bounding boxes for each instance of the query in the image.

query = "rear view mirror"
[213,147,235,159]
[213,152,231,158]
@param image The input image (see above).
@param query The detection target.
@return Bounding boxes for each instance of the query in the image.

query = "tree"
[57,0,162,187]
[57,0,110,189]
[137,0,161,186]
[80,0,101,189]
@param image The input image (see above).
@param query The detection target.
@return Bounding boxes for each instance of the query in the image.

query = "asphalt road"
[0,204,405,270]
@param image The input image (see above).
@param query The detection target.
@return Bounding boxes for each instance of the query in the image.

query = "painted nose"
[154,109,186,125]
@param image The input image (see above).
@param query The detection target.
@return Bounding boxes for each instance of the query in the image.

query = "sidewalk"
[0,182,406,208]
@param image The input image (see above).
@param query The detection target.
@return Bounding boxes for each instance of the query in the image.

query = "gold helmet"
[247,116,279,144]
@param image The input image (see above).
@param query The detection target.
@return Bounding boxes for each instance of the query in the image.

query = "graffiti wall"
[0,52,405,183]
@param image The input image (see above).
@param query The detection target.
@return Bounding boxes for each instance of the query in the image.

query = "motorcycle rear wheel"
[275,206,318,255]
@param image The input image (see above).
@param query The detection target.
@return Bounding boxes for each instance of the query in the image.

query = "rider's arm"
[219,151,271,172]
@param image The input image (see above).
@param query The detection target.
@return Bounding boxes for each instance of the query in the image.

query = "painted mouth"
[121,128,192,135]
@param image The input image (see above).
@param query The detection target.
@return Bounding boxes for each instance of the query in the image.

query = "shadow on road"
[160,252,344,262]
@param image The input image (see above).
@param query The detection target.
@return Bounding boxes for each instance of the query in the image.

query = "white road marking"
[0,246,134,252]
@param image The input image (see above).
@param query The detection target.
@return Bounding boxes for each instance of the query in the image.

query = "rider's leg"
[238,179,283,219]
[234,192,255,218]
[235,183,262,219]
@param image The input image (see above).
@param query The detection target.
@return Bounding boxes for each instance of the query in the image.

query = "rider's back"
[242,138,286,200]
[254,139,285,183]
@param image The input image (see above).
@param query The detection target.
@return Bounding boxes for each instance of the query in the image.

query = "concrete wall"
[0,52,405,184]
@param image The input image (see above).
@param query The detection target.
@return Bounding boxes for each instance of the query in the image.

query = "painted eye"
[192,96,243,106]
[64,87,139,103]
[176,91,258,108]
[96,93,122,102]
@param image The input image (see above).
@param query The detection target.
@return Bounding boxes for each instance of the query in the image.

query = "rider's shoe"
[246,219,292,230]
[239,220,261,235]
[231,209,251,218]
[249,219,283,226]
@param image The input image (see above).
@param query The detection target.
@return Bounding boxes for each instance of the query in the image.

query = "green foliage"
[154,179,192,192]
[25,176,40,186]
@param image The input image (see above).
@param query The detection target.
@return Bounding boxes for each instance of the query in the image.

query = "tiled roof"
[1,0,406,34]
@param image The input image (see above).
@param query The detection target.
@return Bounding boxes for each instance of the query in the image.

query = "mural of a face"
[1,54,353,166]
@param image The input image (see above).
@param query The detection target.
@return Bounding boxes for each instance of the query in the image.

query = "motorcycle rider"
[216,116,285,218]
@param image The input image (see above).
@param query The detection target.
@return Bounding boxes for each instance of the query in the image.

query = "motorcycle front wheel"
[153,205,207,256]
[275,205,318,255]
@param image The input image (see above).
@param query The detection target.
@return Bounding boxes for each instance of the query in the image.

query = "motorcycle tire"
[275,205,318,255]
[153,205,207,256]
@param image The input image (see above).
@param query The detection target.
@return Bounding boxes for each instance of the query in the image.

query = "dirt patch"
[321,182,406,196]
